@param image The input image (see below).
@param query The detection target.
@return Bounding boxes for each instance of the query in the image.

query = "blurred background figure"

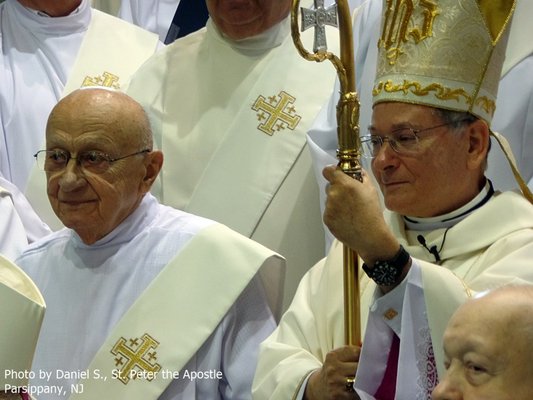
[0,255,45,400]
[118,0,208,43]
[127,0,340,311]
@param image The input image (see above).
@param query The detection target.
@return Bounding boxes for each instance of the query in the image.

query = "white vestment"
[0,0,159,193]
[127,16,339,310]
[118,0,180,42]
[308,0,533,193]
[18,194,284,400]
[252,190,533,399]
[0,177,50,261]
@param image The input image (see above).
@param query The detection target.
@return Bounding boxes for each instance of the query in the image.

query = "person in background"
[127,0,340,312]
[118,0,208,43]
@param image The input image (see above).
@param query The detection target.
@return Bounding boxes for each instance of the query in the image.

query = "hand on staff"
[304,345,361,400]
[322,165,399,265]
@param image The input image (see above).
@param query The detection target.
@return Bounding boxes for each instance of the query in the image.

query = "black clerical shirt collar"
[404,179,495,231]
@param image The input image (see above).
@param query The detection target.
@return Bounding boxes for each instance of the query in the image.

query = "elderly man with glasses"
[16,87,284,400]
[252,1,533,399]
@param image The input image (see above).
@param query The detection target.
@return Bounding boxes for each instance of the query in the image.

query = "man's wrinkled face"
[370,102,472,217]
[45,93,148,244]
[206,0,291,39]
[431,296,533,400]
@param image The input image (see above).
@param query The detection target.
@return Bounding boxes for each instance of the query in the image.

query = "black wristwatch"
[362,245,410,286]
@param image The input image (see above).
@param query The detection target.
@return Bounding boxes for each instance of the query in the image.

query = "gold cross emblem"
[252,91,302,136]
[111,333,161,384]
[81,71,121,89]
[379,0,438,65]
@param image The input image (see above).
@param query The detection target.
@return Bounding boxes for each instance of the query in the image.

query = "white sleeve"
[220,275,277,399]
[0,177,51,243]
[0,189,28,260]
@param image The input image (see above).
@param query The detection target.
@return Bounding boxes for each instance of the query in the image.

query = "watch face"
[362,245,410,286]
[363,260,403,286]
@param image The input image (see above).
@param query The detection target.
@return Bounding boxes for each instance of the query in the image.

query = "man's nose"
[372,139,399,171]
[431,365,463,400]
[56,159,86,192]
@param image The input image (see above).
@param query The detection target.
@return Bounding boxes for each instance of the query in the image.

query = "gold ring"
[345,376,355,392]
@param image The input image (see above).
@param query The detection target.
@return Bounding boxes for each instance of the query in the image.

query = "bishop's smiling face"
[370,102,486,217]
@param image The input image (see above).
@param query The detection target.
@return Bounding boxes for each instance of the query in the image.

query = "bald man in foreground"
[17,88,284,400]
[432,285,533,400]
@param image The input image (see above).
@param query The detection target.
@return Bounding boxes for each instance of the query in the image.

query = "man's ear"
[140,150,163,193]
[466,119,490,171]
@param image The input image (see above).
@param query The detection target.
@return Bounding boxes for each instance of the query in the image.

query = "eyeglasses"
[360,120,470,159]
[34,149,151,174]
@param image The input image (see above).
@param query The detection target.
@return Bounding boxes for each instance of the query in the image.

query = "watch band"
[362,245,410,286]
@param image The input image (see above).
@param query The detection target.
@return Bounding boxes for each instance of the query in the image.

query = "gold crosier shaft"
[291,0,362,345]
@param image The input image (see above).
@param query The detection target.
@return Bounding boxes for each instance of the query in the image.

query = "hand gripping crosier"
[291,0,362,347]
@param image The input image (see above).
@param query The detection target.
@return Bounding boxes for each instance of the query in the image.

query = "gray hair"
[431,108,490,170]
[431,108,479,130]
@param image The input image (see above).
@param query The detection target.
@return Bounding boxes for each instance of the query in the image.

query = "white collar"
[207,15,289,57]
[404,180,495,231]
[71,194,159,249]
[8,0,90,35]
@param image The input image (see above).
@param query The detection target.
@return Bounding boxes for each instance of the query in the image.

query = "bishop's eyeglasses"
[360,120,471,159]
[34,149,151,174]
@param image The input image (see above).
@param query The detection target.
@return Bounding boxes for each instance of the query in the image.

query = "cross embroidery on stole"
[82,71,121,89]
[111,333,162,384]
[252,91,302,136]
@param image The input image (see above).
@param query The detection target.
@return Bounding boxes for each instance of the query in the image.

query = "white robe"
[0,0,159,192]
[127,16,339,311]
[252,190,533,399]
[0,177,50,261]
[18,194,283,400]
[118,0,180,42]
[0,186,29,261]
[308,0,533,193]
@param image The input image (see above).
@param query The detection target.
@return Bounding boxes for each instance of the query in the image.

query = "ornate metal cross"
[292,0,362,347]
[301,0,338,53]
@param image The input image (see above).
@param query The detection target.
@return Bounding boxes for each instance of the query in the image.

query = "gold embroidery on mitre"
[111,333,161,385]
[81,71,121,89]
[373,79,469,101]
[252,91,302,136]
[474,96,497,117]
[379,0,439,65]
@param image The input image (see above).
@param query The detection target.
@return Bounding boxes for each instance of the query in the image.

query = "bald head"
[432,285,533,400]
[48,88,153,151]
[44,88,163,245]
[460,285,533,342]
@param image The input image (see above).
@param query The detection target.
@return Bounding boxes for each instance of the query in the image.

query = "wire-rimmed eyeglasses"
[360,120,471,159]
[33,149,151,174]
